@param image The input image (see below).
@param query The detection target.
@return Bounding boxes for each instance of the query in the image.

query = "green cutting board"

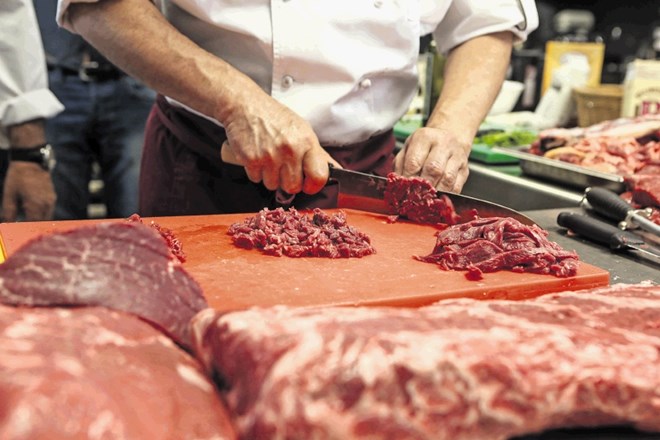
[469,143,520,164]
[394,121,520,165]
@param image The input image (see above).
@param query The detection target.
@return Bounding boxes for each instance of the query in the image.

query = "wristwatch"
[8,143,56,171]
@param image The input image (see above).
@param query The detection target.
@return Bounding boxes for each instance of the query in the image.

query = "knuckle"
[423,160,445,179]
[403,157,423,176]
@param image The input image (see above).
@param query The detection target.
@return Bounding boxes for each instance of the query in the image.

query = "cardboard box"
[621,59,660,117]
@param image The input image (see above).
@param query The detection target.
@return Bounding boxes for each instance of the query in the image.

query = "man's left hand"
[2,162,56,222]
[393,126,470,193]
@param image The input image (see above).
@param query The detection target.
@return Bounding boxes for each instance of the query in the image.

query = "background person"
[37,1,155,220]
[0,0,64,222]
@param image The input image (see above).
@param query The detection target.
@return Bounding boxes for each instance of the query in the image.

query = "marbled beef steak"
[0,304,236,439]
[191,283,660,440]
[0,221,207,348]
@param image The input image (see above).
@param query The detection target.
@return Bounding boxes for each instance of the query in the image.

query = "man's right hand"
[66,0,340,195]
[220,95,340,196]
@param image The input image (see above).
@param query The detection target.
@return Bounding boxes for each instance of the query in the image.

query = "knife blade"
[557,211,660,264]
[220,142,537,226]
[583,186,660,237]
[329,167,538,226]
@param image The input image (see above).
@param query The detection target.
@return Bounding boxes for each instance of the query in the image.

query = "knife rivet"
[282,75,294,89]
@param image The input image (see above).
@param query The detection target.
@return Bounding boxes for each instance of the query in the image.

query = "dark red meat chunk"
[625,175,660,210]
[0,222,207,349]
[384,173,460,226]
[127,213,186,262]
[227,207,375,258]
[0,305,236,439]
[621,169,660,225]
[416,217,579,280]
[190,283,660,440]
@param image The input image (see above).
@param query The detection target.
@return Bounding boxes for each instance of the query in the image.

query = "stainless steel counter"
[463,162,583,211]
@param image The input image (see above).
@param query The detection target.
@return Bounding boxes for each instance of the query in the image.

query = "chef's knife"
[557,211,660,263]
[583,186,660,237]
[328,167,538,226]
[220,142,537,226]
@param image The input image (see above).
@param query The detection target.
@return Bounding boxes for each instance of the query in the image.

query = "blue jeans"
[46,69,155,219]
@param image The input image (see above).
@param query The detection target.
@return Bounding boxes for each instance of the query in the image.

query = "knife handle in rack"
[557,212,644,251]
[584,187,631,222]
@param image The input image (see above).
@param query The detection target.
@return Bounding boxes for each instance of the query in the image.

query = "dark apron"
[139,94,395,216]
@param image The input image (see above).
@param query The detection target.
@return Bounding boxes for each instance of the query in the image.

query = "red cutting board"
[0,210,609,312]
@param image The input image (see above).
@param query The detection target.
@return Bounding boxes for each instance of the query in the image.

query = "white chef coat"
[58,0,538,146]
[0,0,64,148]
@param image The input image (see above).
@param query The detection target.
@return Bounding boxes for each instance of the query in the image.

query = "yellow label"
[0,236,6,263]
[541,41,605,94]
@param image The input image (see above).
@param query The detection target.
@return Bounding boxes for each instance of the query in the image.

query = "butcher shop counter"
[523,207,658,284]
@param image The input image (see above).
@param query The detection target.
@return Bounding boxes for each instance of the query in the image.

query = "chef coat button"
[374,0,383,8]
[360,78,372,89]
[282,75,294,89]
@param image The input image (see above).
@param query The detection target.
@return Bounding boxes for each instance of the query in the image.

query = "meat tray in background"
[491,147,626,193]
[490,114,660,193]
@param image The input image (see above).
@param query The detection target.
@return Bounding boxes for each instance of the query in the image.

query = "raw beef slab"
[0,304,236,440]
[0,222,207,348]
[191,283,660,440]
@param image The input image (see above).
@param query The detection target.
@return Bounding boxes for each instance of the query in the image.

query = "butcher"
[55,0,538,216]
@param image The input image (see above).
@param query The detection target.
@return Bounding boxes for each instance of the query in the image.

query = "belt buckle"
[79,60,100,82]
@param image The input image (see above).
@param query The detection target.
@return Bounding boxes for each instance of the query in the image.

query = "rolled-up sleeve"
[432,0,539,54]
[0,0,64,147]
[56,0,100,32]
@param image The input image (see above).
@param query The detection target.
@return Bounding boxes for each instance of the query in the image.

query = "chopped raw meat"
[538,137,659,176]
[624,174,660,209]
[127,213,186,262]
[416,217,579,280]
[190,283,660,440]
[227,207,375,258]
[531,113,660,153]
[528,114,660,176]
[0,222,207,349]
[0,304,236,440]
[384,173,461,225]
[621,169,660,225]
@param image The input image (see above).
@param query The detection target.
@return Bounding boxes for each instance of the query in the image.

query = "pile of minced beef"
[228,207,375,258]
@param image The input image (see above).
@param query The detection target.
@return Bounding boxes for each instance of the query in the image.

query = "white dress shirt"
[58,0,538,146]
[0,0,64,148]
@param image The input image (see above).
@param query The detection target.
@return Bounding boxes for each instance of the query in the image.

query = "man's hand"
[222,95,340,195]
[393,31,514,194]
[2,162,56,222]
[393,126,470,193]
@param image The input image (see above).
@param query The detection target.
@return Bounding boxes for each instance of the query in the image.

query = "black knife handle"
[557,212,643,250]
[584,187,631,222]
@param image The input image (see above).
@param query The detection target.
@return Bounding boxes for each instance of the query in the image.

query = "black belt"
[49,61,123,82]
